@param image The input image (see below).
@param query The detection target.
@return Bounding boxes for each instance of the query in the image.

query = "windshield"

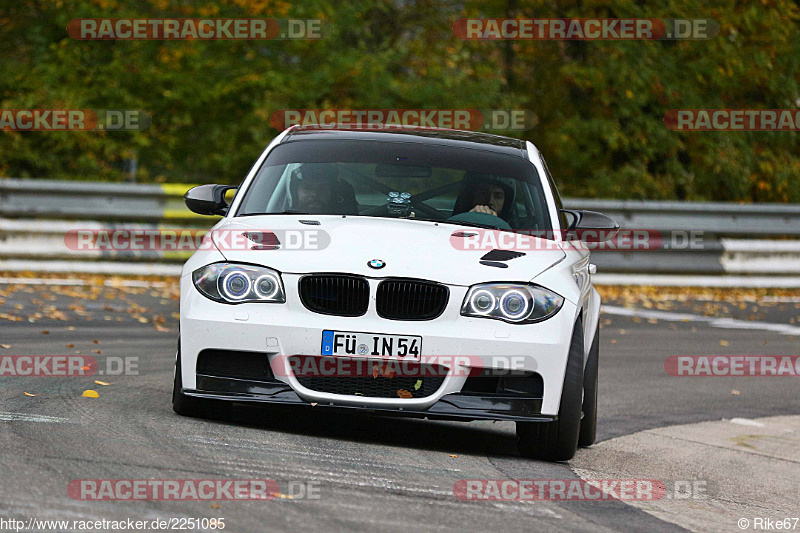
[236,140,552,232]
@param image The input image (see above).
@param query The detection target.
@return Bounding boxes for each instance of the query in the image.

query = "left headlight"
[192,263,286,304]
[461,283,564,323]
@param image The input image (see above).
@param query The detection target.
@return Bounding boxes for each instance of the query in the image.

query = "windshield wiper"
[240,210,311,216]
[419,218,507,231]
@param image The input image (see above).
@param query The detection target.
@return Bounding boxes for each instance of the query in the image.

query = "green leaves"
[1,0,798,201]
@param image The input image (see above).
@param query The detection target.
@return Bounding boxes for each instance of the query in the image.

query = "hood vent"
[480,249,526,262]
[243,231,280,250]
[479,261,509,269]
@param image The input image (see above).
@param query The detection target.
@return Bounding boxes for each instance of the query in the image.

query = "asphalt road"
[0,279,798,532]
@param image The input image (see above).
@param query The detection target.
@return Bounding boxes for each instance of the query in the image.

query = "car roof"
[282,125,530,159]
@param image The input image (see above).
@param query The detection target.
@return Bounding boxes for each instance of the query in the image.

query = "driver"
[292,164,336,213]
[469,182,506,217]
[291,163,360,215]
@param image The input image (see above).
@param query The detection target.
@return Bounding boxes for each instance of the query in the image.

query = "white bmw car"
[174,125,618,461]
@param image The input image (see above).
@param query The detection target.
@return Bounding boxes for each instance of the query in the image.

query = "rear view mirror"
[561,209,620,242]
[374,164,432,178]
[184,184,237,216]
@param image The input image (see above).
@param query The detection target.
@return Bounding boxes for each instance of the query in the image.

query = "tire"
[578,326,599,447]
[516,319,584,461]
[172,345,207,417]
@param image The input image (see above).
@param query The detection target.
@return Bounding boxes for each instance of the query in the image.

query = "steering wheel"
[446,211,512,230]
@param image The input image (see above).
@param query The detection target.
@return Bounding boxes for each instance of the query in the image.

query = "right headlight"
[461,283,564,323]
[192,263,286,304]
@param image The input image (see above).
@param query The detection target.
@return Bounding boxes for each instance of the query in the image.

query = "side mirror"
[561,209,620,242]
[184,184,236,216]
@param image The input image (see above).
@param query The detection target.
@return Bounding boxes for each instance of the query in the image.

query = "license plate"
[321,330,422,361]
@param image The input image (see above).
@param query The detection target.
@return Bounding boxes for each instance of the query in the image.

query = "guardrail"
[0,178,200,223]
[1,178,800,276]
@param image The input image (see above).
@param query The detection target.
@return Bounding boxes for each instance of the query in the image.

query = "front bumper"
[187,377,554,422]
[179,272,579,417]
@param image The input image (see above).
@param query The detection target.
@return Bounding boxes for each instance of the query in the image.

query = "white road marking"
[602,305,800,336]
[760,296,800,303]
[0,260,182,277]
[0,277,168,288]
[593,273,800,288]
[0,412,67,423]
[730,418,766,427]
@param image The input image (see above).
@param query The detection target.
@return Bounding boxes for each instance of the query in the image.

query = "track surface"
[0,280,798,532]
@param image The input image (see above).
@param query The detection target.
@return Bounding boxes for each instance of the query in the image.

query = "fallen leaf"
[67,344,74,348]
[210,503,221,509]
[81,365,90,371]
[719,340,729,346]
[609,339,617,344]
[310,402,317,406]
[93,349,102,354]
[413,379,422,391]
[731,389,740,395]
[93,340,100,344]
[82,390,99,398]
[449,454,458,458]
[94,380,110,386]
[272,492,295,499]
[0,344,10,349]
[41,330,50,334]
[23,392,35,397]
[397,389,412,399]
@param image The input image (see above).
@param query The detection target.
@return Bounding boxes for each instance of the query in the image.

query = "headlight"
[461,283,563,323]
[192,263,286,304]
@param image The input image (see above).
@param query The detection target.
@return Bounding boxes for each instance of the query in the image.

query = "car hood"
[212,215,565,286]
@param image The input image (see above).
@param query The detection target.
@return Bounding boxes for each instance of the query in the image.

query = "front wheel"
[516,319,584,461]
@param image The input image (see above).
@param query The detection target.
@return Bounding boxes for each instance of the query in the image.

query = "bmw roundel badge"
[368,259,386,269]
